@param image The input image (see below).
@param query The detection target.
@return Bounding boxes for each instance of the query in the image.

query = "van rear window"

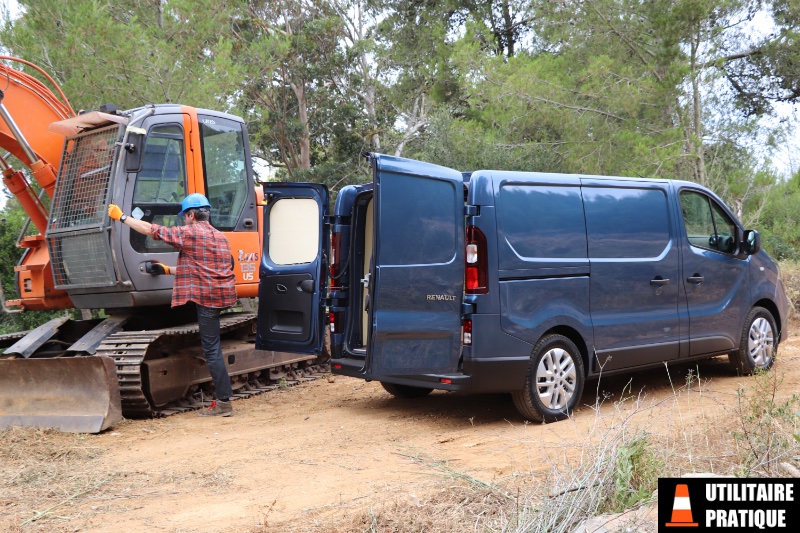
[583,187,670,259]
[268,198,320,265]
[378,175,456,265]
[498,185,587,259]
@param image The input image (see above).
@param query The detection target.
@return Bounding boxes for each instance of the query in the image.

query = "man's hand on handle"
[146,261,171,276]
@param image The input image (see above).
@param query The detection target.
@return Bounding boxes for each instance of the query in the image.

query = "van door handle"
[299,279,315,293]
[650,277,670,287]
[687,274,704,284]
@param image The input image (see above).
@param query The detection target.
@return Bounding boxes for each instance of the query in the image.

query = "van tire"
[380,382,434,399]
[728,306,777,375]
[512,334,584,423]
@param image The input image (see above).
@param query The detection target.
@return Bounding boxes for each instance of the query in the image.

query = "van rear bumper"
[330,355,529,393]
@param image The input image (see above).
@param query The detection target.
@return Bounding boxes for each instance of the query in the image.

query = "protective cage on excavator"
[45,125,120,290]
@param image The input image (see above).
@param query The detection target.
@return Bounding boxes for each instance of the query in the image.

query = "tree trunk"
[690,25,707,186]
[292,82,312,170]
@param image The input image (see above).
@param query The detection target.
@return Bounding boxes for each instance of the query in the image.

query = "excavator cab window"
[51,127,118,229]
[130,124,186,254]
[198,116,248,231]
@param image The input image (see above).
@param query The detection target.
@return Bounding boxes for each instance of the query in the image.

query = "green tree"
[758,170,800,259]
[0,0,240,111]
[0,198,66,334]
[236,0,346,175]
[438,0,797,211]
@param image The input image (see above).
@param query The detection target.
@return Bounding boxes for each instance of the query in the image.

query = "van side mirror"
[124,131,145,172]
[743,229,761,255]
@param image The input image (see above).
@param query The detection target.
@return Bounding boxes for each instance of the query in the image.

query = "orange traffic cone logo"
[666,483,698,527]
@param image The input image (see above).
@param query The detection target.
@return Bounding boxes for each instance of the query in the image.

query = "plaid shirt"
[151,221,237,309]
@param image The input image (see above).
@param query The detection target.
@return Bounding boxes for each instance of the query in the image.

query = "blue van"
[255,153,787,422]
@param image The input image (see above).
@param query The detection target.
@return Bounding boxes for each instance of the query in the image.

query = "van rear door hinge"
[465,205,478,216]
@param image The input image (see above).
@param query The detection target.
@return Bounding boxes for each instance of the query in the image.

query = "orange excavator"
[0,56,329,432]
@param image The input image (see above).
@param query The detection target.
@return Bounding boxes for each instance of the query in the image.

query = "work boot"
[197,399,233,417]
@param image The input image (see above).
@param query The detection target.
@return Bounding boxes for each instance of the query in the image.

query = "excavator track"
[95,313,329,419]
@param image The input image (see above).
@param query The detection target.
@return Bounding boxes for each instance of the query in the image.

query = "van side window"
[583,187,670,258]
[679,190,737,254]
[498,185,587,258]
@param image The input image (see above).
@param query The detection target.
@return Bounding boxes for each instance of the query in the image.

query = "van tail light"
[462,318,472,345]
[330,231,341,289]
[465,226,488,294]
[329,310,343,334]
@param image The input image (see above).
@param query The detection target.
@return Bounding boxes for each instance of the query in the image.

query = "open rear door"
[255,184,329,354]
[368,155,465,375]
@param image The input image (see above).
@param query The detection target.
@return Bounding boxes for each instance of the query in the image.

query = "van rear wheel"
[512,334,584,423]
[728,306,777,375]
[380,382,433,399]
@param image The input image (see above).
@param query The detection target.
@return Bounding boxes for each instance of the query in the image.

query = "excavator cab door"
[116,113,187,299]
[255,183,330,355]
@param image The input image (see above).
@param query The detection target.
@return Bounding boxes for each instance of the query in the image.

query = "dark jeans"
[196,305,233,402]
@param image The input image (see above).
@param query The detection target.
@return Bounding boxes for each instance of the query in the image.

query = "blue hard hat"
[178,193,211,216]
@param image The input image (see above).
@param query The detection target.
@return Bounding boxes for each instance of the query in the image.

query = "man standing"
[108,194,237,417]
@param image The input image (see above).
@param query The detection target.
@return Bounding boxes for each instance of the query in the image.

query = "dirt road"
[3,336,800,532]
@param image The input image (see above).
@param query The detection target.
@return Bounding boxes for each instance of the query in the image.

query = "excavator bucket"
[0,357,122,433]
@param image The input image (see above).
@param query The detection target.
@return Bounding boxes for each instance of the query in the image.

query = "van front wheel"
[728,306,777,375]
[512,334,585,423]
[380,382,433,399]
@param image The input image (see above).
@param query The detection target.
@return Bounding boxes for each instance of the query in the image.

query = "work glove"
[108,204,123,221]
[145,261,171,276]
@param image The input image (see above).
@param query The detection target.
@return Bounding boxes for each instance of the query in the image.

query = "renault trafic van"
[256,153,787,423]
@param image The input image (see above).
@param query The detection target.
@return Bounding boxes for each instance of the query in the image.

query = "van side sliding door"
[368,155,465,375]
[582,180,682,371]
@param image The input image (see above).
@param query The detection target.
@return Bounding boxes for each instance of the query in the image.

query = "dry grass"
[4,361,799,533]
[779,260,800,329]
[308,362,800,533]
[0,428,108,532]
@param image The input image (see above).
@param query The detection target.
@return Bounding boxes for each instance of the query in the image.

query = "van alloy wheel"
[748,316,775,367]
[512,334,585,423]
[729,306,778,375]
[536,347,577,410]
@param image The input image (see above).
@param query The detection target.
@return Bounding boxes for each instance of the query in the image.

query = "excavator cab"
[46,106,261,310]
[1,84,269,431]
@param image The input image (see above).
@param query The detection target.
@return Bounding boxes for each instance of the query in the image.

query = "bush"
[732,369,800,477]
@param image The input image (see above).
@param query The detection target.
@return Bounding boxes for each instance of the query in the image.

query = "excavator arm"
[1,56,76,311]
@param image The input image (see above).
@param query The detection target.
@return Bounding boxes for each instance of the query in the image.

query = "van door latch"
[650,276,670,295]
[361,273,371,288]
